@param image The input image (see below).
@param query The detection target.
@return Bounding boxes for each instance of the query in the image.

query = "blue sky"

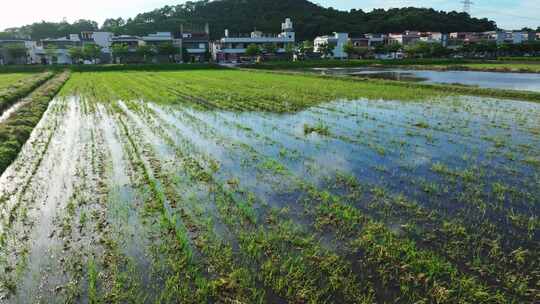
[320,0,540,29]
[1,0,539,32]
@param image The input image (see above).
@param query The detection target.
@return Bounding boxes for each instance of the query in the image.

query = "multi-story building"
[38,34,81,64]
[110,35,142,53]
[36,32,114,64]
[388,31,421,46]
[419,32,448,46]
[80,31,113,63]
[350,34,386,49]
[449,30,535,47]
[212,18,295,62]
[179,23,210,62]
[141,32,175,47]
[0,39,34,65]
[314,32,349,58]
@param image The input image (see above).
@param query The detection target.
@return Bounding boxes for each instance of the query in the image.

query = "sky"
[0,0,539,32]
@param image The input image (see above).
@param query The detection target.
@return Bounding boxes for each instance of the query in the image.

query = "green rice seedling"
[8,67,538,303]
[0,72,69,174]
[303,120,331,136]
[87,258,99,304]
[0,72,54,114]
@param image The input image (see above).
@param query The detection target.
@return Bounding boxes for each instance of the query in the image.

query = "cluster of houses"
[1,18,539,65]
[0,25,211,65]
[315,30,540,59]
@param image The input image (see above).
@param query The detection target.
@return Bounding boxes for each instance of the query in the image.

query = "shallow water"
[315,67,540,92]
[2,93,539,302]
[151,95,540,221]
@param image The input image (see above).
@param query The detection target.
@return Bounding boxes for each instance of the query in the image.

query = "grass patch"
[304,121,331,136]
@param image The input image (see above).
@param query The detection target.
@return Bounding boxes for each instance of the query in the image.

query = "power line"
[461,0,473,14]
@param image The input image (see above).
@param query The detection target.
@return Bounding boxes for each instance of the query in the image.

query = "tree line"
[1,0,501,41]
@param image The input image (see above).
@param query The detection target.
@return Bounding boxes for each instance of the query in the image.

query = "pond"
[314,67,540,92]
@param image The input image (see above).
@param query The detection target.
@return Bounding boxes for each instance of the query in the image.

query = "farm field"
[0,75,31,91]
[0,69,539,303]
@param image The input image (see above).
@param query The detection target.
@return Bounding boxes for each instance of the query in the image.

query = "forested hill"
[102,0,497,40]
[1,0,497,41]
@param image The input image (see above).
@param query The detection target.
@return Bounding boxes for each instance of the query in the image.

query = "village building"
[80,31,114,63]
[110,35,142,52]
[34,32,114,64]
[179,23,210,62]
[419,32,448,46]
[141,32,175,46]
[212,18,295,62]
[388,31,421,46]
[38,34,82,64]
[314,32,349,58]
[0,39,35,65]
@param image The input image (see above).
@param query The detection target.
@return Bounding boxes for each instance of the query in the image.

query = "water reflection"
[315,68,540,92]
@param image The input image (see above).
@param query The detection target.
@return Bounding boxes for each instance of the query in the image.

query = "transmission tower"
[461,0,473,14]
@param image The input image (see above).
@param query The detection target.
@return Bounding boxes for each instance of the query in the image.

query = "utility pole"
[461,0,473,14]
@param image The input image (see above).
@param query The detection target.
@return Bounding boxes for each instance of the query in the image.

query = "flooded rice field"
[315,67,540,92]
[0,70,539,303]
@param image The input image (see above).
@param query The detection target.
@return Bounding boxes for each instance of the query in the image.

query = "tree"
[83,44,102,63]
[262,43,277,54]
[343,42,356,58]
[44,45,58,64]
[284,43,295,59]
[404,42,431,58]
[318,42,335,58]
[298,40,314,56]
[157,43,179,57]
[245,44,262,58]
[0,3,498,41]
[112,43,129,63]
[355,47,371,59]
[204,49,211,62]
[5,44,27,64]
[404,42,452,58]
[430,43,452,57]
[68,47,84,64]
[101,18,126,34]
[136,45,156,62]
[182,47,190,63]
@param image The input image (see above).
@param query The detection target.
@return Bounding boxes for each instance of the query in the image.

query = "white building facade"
[314,32,349,59]
[212,18,295,62]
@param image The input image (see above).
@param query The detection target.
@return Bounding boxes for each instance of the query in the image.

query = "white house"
[84,32,113,54]
[36,32,114,64]
[419,32,448,46]
[314,32,349,59]
[38,34,81,64]
[212,18,295,62]
[141,32,175,46]
[388,31,421,46]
